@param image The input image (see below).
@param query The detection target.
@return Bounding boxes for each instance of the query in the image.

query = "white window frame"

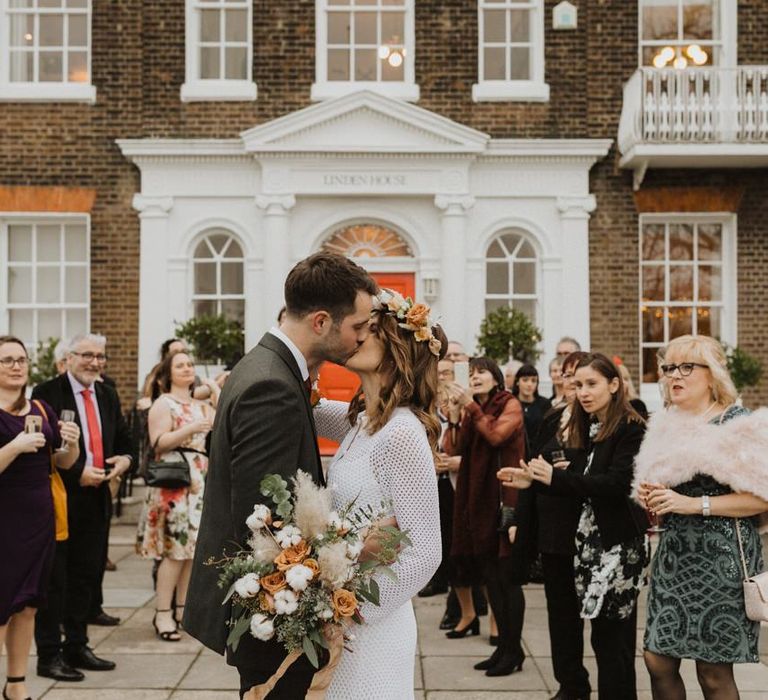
[181,0,257,102]
[637,0,737,68]
[638,212,737,402]
[311,0,419,102]
[0,0,96,103]
[0,213,91,353]
[473,0,549,103]
[189,230,246,323]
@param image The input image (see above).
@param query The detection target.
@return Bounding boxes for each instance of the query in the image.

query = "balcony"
[618,66,768,188]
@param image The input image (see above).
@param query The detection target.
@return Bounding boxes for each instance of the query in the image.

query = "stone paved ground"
[4,521,768,699]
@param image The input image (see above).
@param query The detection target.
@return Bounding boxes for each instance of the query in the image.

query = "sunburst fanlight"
[322,225,412,258]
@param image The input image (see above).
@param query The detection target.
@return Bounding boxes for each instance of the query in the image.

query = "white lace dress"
[315,401,441,700]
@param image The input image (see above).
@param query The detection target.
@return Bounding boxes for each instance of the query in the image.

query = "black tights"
[484,557,525,658]
[645,650,740,700]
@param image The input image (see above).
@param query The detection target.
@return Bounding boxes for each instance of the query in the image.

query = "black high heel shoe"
[445,616,480,639]
[152,609,181,642]
[485,652,525,677]
[3,676,31,700]
[473,647,503,671]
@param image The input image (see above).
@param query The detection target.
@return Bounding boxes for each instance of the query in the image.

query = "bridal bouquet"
[214,471,410,670]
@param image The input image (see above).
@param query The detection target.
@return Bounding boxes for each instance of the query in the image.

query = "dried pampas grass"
[249,530,281,564]
[317,541,352,588]
[292,470,333,540]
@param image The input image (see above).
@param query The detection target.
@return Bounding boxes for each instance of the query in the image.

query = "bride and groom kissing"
[184,252,447,699]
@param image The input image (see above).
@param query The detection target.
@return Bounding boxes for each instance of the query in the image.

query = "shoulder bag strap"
[735,519,751,582]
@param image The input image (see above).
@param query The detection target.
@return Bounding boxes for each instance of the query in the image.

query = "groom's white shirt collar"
[269,326,309,382]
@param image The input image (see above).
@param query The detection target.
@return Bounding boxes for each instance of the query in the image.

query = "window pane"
[194,300,217,317]
[484,47,506,80]
[642,346,661,383]
[9,310,34,341]
[9,225,33,261]
[39,52,64,81]
[669,307,693,338]
[201,10,220,42]
[200,47,220,78]
[328,48,350,80]
[194,240,214,258]
[64,225,87,261]
[513,262,535,294]
[641,223,665,260]
[37,225,61,262]
[381,53,404,81]
[225,47,247,79]
[512,298,536,321]
[501,232,521,253]
[9,267,32,303]
[697,306,720,336]
[208,233,229,253]
[225,239,243,258]
[38,309,61,340]
[483,10,506,43]
[194,262,217,295]
[697,223,722,260]
[354,48,376,80]
[381,12,404,44]
[509,47,530,80]
[683,0,715,40]
[328,12,351,44]
[9,52,34,82]
[669,265,693,301]
[67,0,88,7]
[518,240,535,258]
[9,0,36,7]
[37,267,60,303]
[9,14,34,47]
[642,1,678,40]
[642,306,664,343]
[669,224,694,260]
[698,265,721,301]
[355,11,377,44]
[220,262,243,295]
[69,14,87,46]
[39,0,62,7]
[68,52,88,82]
[65,308,87,336]
[65,267,87,303]
[485,298,508,316]
[221,299,245,326]
[642,265,665,301]
[487,240,505,258]
[40,15,64,46]
[509,9,529,42]
[486,262,508,295]
[225,9,247,41]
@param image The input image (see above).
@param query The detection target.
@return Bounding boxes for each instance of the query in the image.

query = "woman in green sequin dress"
[637,336,768,700]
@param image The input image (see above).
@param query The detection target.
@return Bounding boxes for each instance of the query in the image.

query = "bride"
[314,290,445,700]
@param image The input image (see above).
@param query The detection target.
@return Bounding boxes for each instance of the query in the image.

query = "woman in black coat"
[501,353,649,700]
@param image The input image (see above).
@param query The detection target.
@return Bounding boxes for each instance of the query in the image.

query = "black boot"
[473,647,503,671]
[485,650,525,677]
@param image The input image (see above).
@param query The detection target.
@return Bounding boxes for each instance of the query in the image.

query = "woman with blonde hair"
[635,335,768,700]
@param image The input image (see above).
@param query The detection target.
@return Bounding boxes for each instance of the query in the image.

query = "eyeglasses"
[0,357,28,369]
[660,362,708,377]
[71,351,108,363]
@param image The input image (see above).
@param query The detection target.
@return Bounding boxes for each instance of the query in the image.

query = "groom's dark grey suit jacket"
[184,332,323,655]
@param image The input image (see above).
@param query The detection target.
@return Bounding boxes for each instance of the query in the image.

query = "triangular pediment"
[240,90,489,154]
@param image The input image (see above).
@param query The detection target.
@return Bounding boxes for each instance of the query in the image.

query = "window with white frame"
[639,0,731,68]
[639,216,735,384]
[0,0,95,102]
[312,0,418,101]
[191,230,245,326]
[485,229,538,321]
[181,0,256,102]
[473,0,549,102]
[1,218,89,352]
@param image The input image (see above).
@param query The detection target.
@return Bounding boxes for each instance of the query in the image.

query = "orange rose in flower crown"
[374,289,442,357]
[405,302,430,328]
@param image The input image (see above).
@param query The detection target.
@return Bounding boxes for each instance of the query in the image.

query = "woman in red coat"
[444,356,527,676]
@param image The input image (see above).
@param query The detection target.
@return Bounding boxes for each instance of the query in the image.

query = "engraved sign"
[321,173,407,187]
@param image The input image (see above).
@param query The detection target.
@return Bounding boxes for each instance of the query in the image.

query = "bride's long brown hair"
[347,312,447,454]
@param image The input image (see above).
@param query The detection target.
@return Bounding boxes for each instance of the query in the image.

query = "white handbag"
[735,518,768,623]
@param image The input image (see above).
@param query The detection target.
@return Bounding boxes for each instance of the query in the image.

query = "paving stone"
[96,625,203,655]
[177,652,240,690]
[109,544,138,563]
[103,587,155,608]
[63,653,197,689]
[422,656,548,692]
[0,657,55,697]
[168,693,233,700]
[426,693,551,699]
[41,690,170,700]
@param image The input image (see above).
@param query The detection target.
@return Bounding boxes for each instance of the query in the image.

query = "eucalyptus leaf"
[222,581,237,605]
[368,577,380,606]
[302,635,319,669]
[226,615,251,653]
[379,565,398,582]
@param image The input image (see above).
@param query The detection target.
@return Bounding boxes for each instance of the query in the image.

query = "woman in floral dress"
[137,350,213,641]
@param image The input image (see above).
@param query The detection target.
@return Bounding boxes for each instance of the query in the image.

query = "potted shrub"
[476,306,543,365]
[724,344,763,394]
[175,315,244,376]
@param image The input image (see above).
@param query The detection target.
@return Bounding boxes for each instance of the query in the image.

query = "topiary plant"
[476,306,542,365]
[30,337,60,386]
[175,314,244,366]
[724,344,763,393]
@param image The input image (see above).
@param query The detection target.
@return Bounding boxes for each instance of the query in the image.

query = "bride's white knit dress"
[315,400,441,700]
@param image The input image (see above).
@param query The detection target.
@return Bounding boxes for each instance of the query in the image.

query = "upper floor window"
[0,0,95,102]
[181,0,256,102]
[312,0,418,102]
[639,0,731,68]
[485,229,538,321]
[191,230,245,326]
[473,0,549,102]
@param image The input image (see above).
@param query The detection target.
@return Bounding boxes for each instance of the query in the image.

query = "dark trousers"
[591,605,638,700]
[484,557,525,659]
[432,474,454,588]
[541,552,591,696]
[35,540,68,662]
[227,631,317,699]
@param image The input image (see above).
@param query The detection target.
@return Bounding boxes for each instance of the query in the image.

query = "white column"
[256,194,296,327]
[434,194,475,345]
[556,195,596,352]
[132,194,173,390]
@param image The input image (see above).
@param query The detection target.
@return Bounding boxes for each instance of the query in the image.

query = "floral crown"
[373,289,442,357]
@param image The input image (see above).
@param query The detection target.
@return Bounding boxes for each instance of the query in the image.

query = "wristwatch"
[701,494,711,517]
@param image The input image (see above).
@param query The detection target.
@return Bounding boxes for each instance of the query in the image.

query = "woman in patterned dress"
[635,335,768,700]
[137,351,213,641]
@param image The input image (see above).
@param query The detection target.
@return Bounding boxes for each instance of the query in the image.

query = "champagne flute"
[643,481,667,533]
[56,409,76,453]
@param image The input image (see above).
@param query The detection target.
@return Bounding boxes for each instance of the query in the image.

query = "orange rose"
[405,303,430,328]
[260,571,287,594]
[274,540,312,571]
[303,558,320,578]
[414,326,431,343]
[331,589,358,619]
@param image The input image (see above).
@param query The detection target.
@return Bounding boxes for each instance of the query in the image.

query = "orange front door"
[317,272,416,455]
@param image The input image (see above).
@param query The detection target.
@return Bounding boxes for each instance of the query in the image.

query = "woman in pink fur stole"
[634,335,768,700]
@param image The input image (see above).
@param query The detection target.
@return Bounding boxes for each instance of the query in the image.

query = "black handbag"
[496,451,517,532]
[144,438,205,490]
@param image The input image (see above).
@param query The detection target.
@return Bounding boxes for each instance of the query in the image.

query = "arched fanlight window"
[321,223,412,258]
[191,229,245,325]
[485,229,538,321]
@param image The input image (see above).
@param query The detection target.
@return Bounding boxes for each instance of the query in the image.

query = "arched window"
[191,229,244,325]
[485,229,538,320]
[321,223,412,258]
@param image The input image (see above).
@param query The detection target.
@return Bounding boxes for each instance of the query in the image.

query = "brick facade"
[1,1,766,406]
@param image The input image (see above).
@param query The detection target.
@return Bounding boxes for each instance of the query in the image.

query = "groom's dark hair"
[284,252,378,323]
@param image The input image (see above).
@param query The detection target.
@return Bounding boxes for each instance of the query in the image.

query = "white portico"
[118,91,610,386]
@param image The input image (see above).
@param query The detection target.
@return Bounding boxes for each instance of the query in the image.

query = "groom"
[184,252,377,698]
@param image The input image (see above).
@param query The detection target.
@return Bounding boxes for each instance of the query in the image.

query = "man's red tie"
[81,388,104,468]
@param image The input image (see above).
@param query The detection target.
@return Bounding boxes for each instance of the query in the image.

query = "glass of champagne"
[643,481,666,533]
[56,409,76,453]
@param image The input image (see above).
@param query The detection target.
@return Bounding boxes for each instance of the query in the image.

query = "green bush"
[724,344,763,392]
[30,337,60,386]
[175,315,244,366]
[476,306,542,365]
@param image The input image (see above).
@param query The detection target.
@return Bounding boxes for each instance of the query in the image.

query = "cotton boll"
[346,539,364,560]
[249,613,275,641]
[285,564,314,592]
[275,525,303,549]
[274,589,299,615]
[234,573,261,598]
[246,504,272,532]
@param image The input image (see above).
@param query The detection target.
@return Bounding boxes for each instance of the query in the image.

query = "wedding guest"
[445,358,527,677]
[445,340,469,363]
[502,353,649,699]
[1,336,80,699]
[511,364,552,455]
[54,339,69,375]
[556,336,581,359]
[549,357,565,407]
[137,350,213,641]
[635,335,768,700]
[616,361,648,420]
[503,360,523,391]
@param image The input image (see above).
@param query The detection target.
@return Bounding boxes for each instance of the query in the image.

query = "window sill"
[180,80,258,102]
[0,83,96,103]
[472,81,550,103]
[310,81,420,102]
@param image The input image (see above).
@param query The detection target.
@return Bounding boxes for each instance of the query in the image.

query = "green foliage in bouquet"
[476,305,542,364]
[261,474,293,519]
[174,314,244,365]
[724,344,763,392]
[29,337,60,386]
